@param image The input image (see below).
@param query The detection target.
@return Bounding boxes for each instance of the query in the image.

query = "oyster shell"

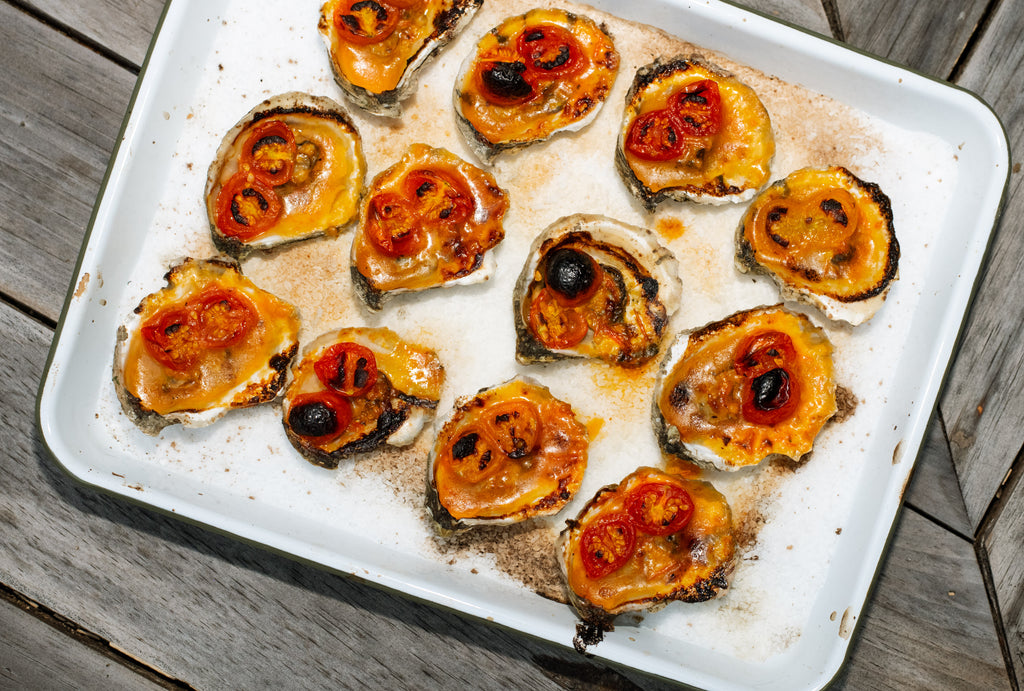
[513,214,682,367]
[558,466,735,626]
[735,165,900,325]
[453,8,620,162]
[113,258,301,436]
[616,56,774,211]
[282,326,444,469]
[426,377,589,534]
[350,143,509,311]
[319,0,482,117]
[205,92,365,259]
[653,305,837,471]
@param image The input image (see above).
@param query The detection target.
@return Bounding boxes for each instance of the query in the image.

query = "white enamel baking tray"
[38,0,1008,689]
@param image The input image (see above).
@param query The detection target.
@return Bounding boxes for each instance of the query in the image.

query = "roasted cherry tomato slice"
[735,331,800,425]
[446,427,502,483]
[366,192,426,257]
[516,24,584,82]
[140,306,202,371]
[240,120,296,187]
[625,482,694,536]
[476,59,534,106]
[625,108,687,162]
[668,79,722,137]
[734,331,797,378]
[528,287,589,349]
[194,289,256,349]
[216,173,283,241]
[483,400,541,459]
[314,343,379,397]
[334,0,400,45]
[544,247,601,307]
[288,391,354,445]
[404,169,474,227]
[579,516,637,579]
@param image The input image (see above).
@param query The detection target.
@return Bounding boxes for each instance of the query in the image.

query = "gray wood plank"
[984,464,1024,687]
[0,2,136,321]
[835,0,989,78]
[904,412,972,538]
[834,508,1009,690]
[0,595,167,691]
[20,0,167,68]
[937,0,1024,530]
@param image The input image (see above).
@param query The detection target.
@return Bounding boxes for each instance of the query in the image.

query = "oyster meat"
[350,143,509,311]
[454,7,620,162]
[653,305,837,471]
[736,165,900,325]
[558,466,735,626]
[113,258,301,435]
[205,92,365,259]
[282,326,445,469]
[616,56,774,211]
[513,214,681,367]
[319,0,482,117]
[426,377,589,533]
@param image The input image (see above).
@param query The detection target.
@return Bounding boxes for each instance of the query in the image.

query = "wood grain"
[904,413,972,538]
[985,464,1024,687]
[19,0,167,68]
[0,2,135,321]
[834,508,1008,690]
[835,0,989,78]
[0,595,166,690]
[939,0,1024,529]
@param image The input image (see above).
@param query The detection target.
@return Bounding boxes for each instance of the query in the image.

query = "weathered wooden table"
[2,0,1022,688]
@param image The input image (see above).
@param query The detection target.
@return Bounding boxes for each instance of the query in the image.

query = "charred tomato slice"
[314,342,379,397]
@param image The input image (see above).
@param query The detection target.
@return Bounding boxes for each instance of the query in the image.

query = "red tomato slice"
[528,287,589,349]
[625,108,687,161]
[625,482,694,536]
[735,331,800,425]
[365,191,425,257]
[482,400,541,459]
[216,173,283,241]
[516,24,584,82]
[580,516,637,579]
[334,0,400,45]
[194,289,256,349]
[140,306,201,371]
[668,79,722,137]
[288,391,353,445]
[314,342,379,397]
[403,169,474,228]
[240,119,296,187]
[445,426,503,483]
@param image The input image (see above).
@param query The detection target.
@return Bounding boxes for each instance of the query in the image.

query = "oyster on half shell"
[653,305,837,471]
[616,56,774,211]
[319,0,482,117]
[205,92,365,259]
[282,326,445,469]
[454,7,620,163]
[558,466,735,626]
[426,377,589,534]
[113,258,301,436]
[735,165,900,325]
[513,214,682,368]
[350,143,509,311]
